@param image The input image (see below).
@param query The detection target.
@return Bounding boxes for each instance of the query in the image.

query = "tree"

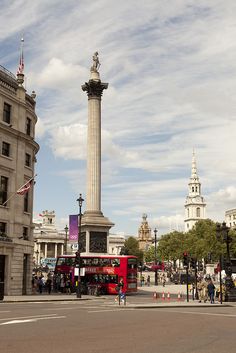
[120,237,144,263]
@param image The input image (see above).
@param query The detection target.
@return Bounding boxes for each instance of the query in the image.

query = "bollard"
[162,291,165,300]
[167,292,170,300]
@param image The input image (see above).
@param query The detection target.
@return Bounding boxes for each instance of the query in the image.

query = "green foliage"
[157,219,236,262]
[120,236,144,263]
[144,246,155,262]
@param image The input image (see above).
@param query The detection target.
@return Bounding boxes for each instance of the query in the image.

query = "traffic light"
[190,257,196,269]
[198,261,203,271]
[183,252,188,267]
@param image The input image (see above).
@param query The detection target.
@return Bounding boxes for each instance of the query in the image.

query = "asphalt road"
[1,296,236,353]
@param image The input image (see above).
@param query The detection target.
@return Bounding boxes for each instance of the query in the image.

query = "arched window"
[196,207,200,217]
[187,208,190,218]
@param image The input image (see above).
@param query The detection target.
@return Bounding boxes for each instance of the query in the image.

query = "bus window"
[128,258,137,269]
[111,259,120,267]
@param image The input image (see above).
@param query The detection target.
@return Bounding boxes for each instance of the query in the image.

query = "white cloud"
[2,1,236,235]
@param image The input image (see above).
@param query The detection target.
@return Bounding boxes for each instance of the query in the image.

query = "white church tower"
[184,151,206,232]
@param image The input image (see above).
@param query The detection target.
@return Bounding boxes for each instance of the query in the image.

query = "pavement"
[1,283,235,308]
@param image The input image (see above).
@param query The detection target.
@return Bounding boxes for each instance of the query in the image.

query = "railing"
[0,64,16,80]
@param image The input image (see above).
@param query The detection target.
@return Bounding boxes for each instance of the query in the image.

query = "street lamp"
[64,225,68,255]
[76,193,84,298]
[153,227,158,286]
[216,221,236,302]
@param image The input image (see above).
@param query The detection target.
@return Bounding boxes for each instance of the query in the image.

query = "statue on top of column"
[91,52,100,72]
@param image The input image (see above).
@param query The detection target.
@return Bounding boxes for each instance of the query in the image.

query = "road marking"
[167,310,236,318]
[0,316,66,326]
[142,309,236,318]
[0,314,57,322]
[88,308,135,313]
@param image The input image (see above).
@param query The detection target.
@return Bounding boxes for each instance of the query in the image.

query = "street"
[1,293,236,353]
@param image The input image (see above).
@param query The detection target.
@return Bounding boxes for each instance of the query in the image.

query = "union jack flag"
[17,181,31,195]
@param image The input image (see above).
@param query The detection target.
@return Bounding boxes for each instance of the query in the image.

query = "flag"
[17,37,24,75]
[17,181,32,195]
[39,213,43,217]
[69,215,78,241]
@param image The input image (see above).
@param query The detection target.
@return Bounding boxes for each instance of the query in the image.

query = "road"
[1,294,236,353]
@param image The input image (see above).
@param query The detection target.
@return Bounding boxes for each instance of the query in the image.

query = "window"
[26,117,31,136]
[0,222,7,236]
[24,192,29,212]
[196,207,201,217]
[25,153,31,167]
[2,142,10,157]
[0,176,8,206]
[3,103,11,124]
[23,227,28,240]
[192,187,194,192]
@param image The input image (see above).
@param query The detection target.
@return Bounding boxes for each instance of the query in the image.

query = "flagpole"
[2,174,37,207]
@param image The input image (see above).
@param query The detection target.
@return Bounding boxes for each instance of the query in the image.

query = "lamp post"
[64,225,68,255]
[216,221,236,302]
[76,194,84,299]
[153,227,158,286]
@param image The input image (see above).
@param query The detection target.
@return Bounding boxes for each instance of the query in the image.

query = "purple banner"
[69,215,78,241]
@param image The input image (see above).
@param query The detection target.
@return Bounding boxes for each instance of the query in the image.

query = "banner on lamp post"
[69,215,78,241]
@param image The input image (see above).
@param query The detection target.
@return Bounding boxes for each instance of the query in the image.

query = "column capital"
[82,79,108,98]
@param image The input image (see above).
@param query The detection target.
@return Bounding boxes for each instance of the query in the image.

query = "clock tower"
[184,151,206,231]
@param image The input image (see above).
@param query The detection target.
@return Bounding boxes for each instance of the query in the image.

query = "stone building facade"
[138,214,153,251]
[225,209,236,229]
[33,211,67,265]
[0,65,39,295]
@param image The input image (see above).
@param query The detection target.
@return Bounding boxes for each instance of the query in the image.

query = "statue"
[91,51,100,72]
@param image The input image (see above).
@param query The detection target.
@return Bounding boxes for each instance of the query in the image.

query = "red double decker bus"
[54,254,137,294]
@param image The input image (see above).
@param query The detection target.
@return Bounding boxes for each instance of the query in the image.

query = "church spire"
[191,149,198,179]
[184,150,206,232]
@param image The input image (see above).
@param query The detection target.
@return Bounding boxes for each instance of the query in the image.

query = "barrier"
[153,291,157,300]
[162,291,165,300]
[177,292,181,301]
[167,292,170,300]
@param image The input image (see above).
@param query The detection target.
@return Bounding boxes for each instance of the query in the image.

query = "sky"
[1,0,236,236]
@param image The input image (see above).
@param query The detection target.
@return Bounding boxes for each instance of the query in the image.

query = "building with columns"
[184,151,206,231]
[225,208,236,230]
[0,62,39,295]
[138,214,153,251]
[33,211,67,265]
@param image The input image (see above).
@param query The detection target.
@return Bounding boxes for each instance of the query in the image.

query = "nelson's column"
[81,52,114,254]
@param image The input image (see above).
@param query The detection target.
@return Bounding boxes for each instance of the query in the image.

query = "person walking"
[46,276,52,294]
[197,279,204,303]
[147,275,151,287]
[207,279,215,304]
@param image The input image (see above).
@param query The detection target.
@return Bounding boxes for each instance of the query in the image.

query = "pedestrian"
[147,275,151,287]
[38,277,44,294]
[115,278,124,302]
[197,279,204,303]
[65,275,71,294]
[60,274,66,293]
[141,275,145,287]
[162,274,166,287]
[207,279,215,304]
[32,276,37,294]
[46,276,52,294]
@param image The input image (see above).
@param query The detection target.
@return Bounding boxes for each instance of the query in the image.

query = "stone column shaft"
[87,97,101,212]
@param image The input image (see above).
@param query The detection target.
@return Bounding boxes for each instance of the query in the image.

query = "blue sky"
[1,0,236,236]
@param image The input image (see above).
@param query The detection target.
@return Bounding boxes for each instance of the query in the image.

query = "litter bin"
[0,282,4,300]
